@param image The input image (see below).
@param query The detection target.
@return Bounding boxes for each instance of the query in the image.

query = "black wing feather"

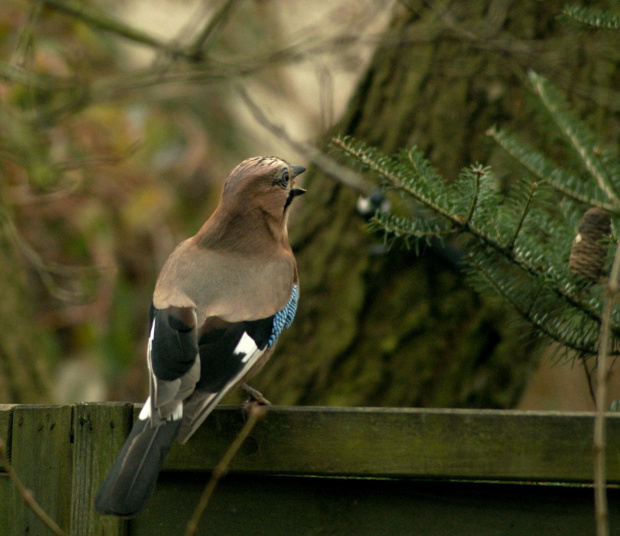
[149,304,198,381]
[196,317,272,392]
[94,417,181,517]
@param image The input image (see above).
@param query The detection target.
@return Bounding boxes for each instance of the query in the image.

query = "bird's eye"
[280,169,290,186]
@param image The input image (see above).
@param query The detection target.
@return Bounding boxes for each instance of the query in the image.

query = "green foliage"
[333,71,620,359]
[563,4,620,29]
[0,1,226,401]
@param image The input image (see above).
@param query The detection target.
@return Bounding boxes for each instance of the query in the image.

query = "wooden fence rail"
[0,404,619,535]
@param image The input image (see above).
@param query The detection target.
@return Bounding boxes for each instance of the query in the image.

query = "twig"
[184,405,267,536]
[184,0,239,61]
[10,0,43,68]
[0,438,68,536]
[40,0,182,56]
[0,60,72,90]
[581,353,596,406]
[0,207,100,302]
[236,85,373,196]
[508,180,537,251]
[593,243,620,536]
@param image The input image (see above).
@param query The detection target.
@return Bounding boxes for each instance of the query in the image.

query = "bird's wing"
[176,284,299,443]
[94,303,200,516]
[142,304,201,425]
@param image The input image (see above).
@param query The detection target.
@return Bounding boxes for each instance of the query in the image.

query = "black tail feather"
[95,417,181,517]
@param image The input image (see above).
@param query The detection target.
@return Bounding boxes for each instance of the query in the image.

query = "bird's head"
[222,156,306,222]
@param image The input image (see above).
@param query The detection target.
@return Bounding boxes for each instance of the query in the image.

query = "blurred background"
[1,0,619,410]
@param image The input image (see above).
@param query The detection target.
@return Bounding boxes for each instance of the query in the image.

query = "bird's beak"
[291,165,306,178]
[289,187,306,198]
[289,164,307,198]
[284,186,305,210]
[284,166,307,211]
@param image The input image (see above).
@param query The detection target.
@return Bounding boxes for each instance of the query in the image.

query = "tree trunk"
[251,0,620,408]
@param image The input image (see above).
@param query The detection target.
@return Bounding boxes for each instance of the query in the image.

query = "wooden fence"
[0,403,619,535]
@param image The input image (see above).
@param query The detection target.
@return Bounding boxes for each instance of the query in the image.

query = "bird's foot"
[240,383,271,417]
[240,383,271,406]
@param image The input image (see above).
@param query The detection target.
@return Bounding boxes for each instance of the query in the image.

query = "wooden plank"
[0,475,11,532]
[0,405,15,450]
[1,403,618,534]
[0,406,13,532]
[164,406,620,483]
[70,402,133,536]
[132,474,620,536]
[9,405,73,536]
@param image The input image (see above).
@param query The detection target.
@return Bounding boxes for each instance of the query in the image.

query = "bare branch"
[184,0,240,61]
[40,0,183,56]
[10,0,43,68]
[0,438,69,536]
[185,405,266,536]
[0,208,101,302]
[236,85,373,195]
[593,243,620,536]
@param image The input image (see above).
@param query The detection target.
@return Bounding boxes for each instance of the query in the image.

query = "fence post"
[10,405,73,536]
[70,402,133,536]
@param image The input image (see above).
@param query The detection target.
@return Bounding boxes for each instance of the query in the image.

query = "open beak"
[285,165,307,210]
[289,187,306,198]
[290,164,307,198]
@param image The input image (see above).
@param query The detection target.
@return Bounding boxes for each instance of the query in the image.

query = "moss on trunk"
[250,0,620,408]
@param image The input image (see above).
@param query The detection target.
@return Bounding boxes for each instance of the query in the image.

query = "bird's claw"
[240,383,271,406]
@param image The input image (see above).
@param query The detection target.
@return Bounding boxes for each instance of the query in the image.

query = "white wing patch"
[235,332,259,363]
[147,320,157,419]
[168,401,183,421]
[148,318,156,351]
[176,331,266,443]
[139,396,183,422]
[146,313,199,425]
[139,397,151,420]
[147,319,156,385]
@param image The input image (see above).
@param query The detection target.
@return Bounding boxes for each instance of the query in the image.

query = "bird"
[95,156,306,517]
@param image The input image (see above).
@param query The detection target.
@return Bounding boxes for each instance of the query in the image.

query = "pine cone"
[568,207,611,283]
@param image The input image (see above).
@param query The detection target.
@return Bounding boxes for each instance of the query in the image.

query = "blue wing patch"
[268,284,299,348]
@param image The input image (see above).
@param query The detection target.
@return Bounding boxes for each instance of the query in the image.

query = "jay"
[95,156,306,517]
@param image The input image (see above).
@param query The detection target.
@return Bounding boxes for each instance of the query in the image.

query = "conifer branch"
[487,127,618,213]
[372,213,458,242]
[563,5,620,29]
[333,137,458,223]
[467,254,600,354]
[334,67,620,358]
[464,165,482,224]
[508,181,537,251]
[529,72,620,206]
[334,135,613,338]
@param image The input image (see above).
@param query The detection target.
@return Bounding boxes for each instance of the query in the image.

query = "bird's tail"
[94,417,181,517]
